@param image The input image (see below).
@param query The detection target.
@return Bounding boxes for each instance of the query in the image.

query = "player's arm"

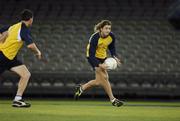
[20,26,42,60]
[27,43,41,60]
[108,33,122,65]
[0,26,9,43]
[88,34,101,67]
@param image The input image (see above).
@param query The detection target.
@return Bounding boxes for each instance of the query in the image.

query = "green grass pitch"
[0,100,180,121]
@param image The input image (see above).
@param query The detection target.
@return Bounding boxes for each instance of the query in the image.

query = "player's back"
[0,22,24,60]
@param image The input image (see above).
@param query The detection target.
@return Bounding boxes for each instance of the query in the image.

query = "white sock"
[14,95,22,101]
[111,98,116,103]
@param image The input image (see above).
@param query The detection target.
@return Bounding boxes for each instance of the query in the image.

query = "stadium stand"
[0,0,180,98]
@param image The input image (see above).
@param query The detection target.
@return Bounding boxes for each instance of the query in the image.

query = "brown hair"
[94,20,112,32]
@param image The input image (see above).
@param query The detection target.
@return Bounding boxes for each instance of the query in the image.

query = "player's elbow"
[27,43,35,49]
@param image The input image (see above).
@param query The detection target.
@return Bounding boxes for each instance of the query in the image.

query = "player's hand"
[99,63,108,70]
[113,56,122,66]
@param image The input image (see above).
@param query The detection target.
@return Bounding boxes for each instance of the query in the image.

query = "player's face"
[100,25,111,37]
[29,18,33,27]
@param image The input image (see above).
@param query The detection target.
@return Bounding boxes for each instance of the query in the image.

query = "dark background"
[0,0,180,100]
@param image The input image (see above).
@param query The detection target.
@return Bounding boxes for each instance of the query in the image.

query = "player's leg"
[76,67,114,101]
[98,69,114,100]
[75,67,115,99]
[0,52,7,74]
[74,79,98,99]
[10,65,31,107]
[74,67,102,100]
[99,69,123,107]
[11,65,31,96]
[74,80,99,100]
[81,68,101,90]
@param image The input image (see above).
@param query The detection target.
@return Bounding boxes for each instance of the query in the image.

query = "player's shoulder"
[89,32,100,41]
[109,32,115,38]
[11,22,21,27]
[9,22,24,30]
[109,32,116,41]
[91,32,100,38]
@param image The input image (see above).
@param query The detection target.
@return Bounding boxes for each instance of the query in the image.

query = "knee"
[94,81,100,86]
[21,71,31,79]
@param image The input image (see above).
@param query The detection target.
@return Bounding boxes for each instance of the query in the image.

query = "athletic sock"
[14,95,22,101]
[111,98,116,103]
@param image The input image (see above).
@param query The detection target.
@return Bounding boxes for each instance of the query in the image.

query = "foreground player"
[0,9,42,107]
[74,20,124,107]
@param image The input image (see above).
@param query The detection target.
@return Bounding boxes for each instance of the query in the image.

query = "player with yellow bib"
[74,20,124,107]
[0,9,42,108]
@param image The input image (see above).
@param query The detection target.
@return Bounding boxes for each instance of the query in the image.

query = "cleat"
[12,99,31,108]
[112,98,124,107]
[74,84,83,100]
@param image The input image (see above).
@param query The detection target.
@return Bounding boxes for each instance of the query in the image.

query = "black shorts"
[87,57,106,70]
[0,51,23,74]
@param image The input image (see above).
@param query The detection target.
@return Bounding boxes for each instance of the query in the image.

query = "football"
[104,57,118,70]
